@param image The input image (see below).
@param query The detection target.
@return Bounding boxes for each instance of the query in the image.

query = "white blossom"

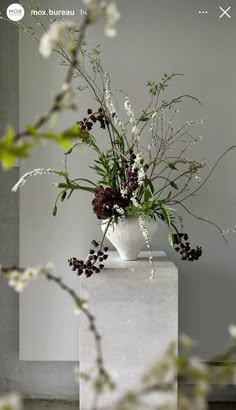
[39,21,75,58]
[132,125,139,134]
[73,298,88,315]
[223,226,236,240]
[2,263,55,293]
[82,0,96,7]
[8,271,27,293]
[0,393,22,410]
[60,84,75,106]
[124,95,140,141]
[137,168,145,185]
[82,1,120,37]
[229,324,236,339]
[133,152,144,169]
[195,174,201,183]
[130,195,139,207]
[113,204,125,216]
[148,137,155,151]
[180,333,194,349]
[189,357,208,375]
[120,187,128,197]
[74,305,82,315]
[104,24,116,38]
[138,215,151,249]
[138,215,156,281]
[124,96,140,141]
[12,168,59,192]
[195,380,210,396]
[104,73,116,116]
[124,96,136,125]
[186,118,205,126]
[104,2,120,38]
[105,2,120,24]
[104,73,126,133]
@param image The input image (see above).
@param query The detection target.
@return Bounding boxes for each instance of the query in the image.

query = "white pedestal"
[79,251,178,409]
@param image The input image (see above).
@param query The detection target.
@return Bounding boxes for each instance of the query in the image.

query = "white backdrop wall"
[0,0,78,397]
[19,0,236,360]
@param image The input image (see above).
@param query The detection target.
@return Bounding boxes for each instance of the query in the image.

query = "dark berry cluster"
[77,108,109,131]
[128,150,137,167]
[68,241,109,278]
[173,233,202,261]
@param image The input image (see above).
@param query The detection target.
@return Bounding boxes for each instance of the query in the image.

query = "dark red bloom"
[92,186,129,220]
[125,168,139,194]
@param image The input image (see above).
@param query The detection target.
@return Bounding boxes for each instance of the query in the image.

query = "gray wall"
[19,0,236,360]
[0,170,78,399]
[0,0,78,399]
[1,0,236,399]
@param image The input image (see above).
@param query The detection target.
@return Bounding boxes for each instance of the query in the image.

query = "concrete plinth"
[79,251,178,409]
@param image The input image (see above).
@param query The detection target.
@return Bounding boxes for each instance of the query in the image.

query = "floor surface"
[23,399,236,409]
[24,400,79,409]
[209,404,236,410]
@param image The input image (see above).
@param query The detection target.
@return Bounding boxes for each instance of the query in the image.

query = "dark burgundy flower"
[125,168,139,194]
[92,186,129,220]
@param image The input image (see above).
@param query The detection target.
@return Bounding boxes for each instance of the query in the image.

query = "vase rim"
[101,215,155,224]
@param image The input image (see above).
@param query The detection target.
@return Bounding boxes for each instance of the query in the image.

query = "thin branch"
[179,146,236,203]
[13,14,90,143]
[169,200,228,243]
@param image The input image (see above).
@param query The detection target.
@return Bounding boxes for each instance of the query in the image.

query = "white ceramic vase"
[101,216,158,261]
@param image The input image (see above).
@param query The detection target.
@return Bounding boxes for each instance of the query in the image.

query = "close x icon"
[219,6,231,19]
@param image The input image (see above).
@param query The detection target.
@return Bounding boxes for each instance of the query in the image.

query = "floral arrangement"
[1,0,234,282]
[0,0,233,279]
[13,47,233,278]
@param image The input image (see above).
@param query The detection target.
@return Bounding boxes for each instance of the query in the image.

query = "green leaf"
[146,179,155,194]
[52,205,57,217]
[25,125,38,136]
[170,181,178,190]
[160,203,171,227]
[1,154,15,169]
[61,191,67,202]
[2,126,14,144]
[0,127,33,169]
[165,191,172,201]
[62,124,89,141]
[158,202,175,247]
[144,188,152,202]
[53,182,95,193]
[168,231,174,247]
[166,162,178,170]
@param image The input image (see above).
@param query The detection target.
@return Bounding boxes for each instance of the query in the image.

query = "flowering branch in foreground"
[0,2,121,169]
[2,263,236,410]
[0,264,113,401]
